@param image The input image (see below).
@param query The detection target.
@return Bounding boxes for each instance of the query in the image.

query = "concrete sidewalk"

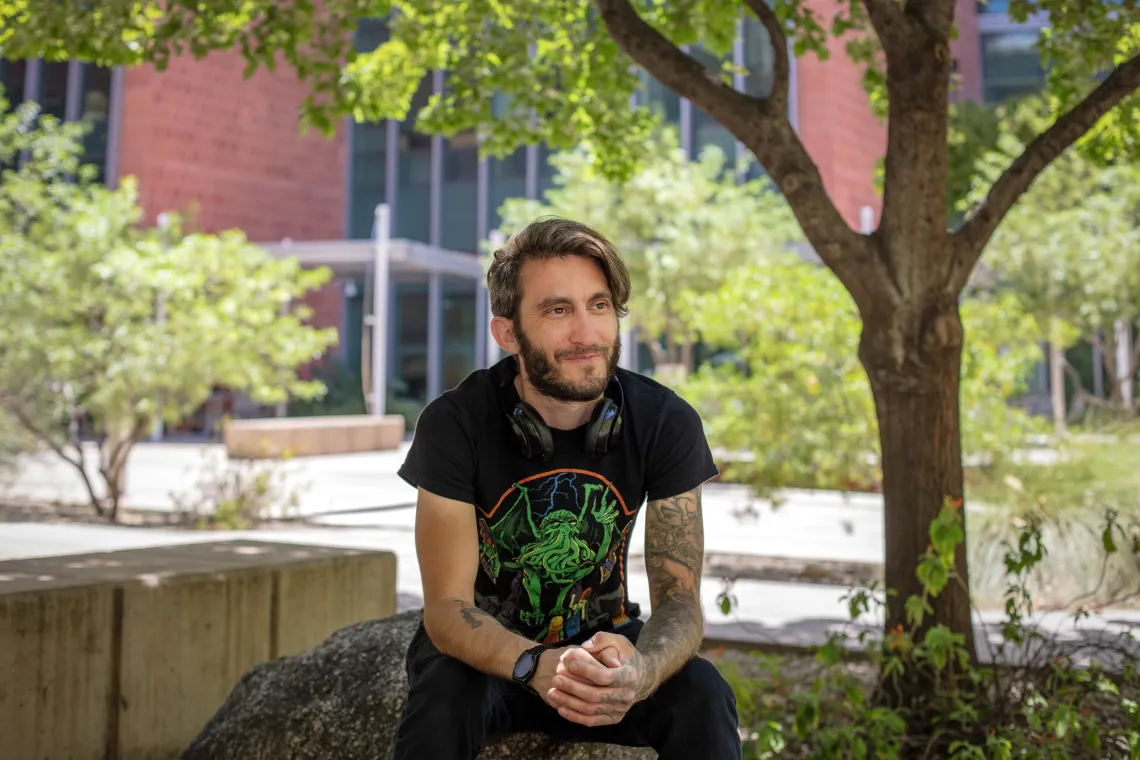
[3,441,1138,657]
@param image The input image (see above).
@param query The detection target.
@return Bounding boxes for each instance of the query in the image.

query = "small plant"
[717,498,1140,759]
[172,453,302,530]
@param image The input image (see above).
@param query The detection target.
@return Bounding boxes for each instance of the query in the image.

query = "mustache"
[554,346,609,360]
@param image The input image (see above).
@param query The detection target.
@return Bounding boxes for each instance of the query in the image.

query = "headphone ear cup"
[584,398,621,458]
[511,403,554,461]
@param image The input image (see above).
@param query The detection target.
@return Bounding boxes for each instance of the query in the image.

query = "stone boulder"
[181,610,656,760]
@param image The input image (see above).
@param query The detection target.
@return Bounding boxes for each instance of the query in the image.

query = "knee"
[406,656,492,722]
[663,656,738,717]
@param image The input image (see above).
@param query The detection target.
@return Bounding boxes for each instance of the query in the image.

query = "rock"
[181,610,655,760]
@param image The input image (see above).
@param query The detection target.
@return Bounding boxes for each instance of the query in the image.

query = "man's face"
[512,255,621,403]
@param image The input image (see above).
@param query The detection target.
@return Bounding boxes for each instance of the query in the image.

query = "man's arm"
[415,487,539,680]
[633,485,706,698]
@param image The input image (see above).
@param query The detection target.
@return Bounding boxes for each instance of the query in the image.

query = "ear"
[490,315,519,355]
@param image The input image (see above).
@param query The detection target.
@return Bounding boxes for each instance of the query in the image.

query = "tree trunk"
[860,301,976,664]
[1049,332,1067,437]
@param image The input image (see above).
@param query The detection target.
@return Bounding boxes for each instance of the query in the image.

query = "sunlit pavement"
[3,442,1137,658]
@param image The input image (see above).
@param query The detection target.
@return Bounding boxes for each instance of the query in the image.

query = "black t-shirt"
[397,356,719,645]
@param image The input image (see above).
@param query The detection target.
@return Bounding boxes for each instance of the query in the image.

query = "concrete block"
[0,540,398,760]
[223,414,406,459]
[117,567,274,760]
[0,583,115,760]
[274,551,398,658]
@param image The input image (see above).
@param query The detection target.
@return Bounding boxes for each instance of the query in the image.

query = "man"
[392,216,741,759]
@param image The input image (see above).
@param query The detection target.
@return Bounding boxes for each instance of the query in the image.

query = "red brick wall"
[116,50,348,351]
[794,0,887,230]
[951,0,984,102]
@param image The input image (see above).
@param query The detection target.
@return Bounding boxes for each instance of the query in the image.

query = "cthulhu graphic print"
[474,468,638,644]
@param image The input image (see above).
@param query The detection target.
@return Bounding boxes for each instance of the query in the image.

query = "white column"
[475,283,488,370]
[370,204,391,417]
[618,326,635,371]
[1117,319,1134,408]
[486,230,505,367]
[427,273,443,399]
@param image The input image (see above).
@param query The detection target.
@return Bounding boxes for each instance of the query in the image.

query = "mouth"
[562,353,602,363]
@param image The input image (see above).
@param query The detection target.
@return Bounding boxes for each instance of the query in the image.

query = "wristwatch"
[511,644,546,694]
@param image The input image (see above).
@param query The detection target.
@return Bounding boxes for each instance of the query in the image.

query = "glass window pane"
[40,61,68,121]
[396,75,433,243]
[637,69,680,128]
[80,65,112,183]
[0,59,28,108]
[442,280,476,390]
[350,121,388,238]
[441,129,479,252]
[981,32,1045,102]
[975,0,1010,13]
[743,17,775,99]
[486,92,528,233]
[690,46,735,167]
[392,282,428,424]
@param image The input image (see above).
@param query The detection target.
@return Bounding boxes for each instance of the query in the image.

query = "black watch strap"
[512,644,546,693]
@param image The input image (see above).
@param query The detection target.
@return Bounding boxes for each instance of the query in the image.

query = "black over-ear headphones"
[500,363,625,462]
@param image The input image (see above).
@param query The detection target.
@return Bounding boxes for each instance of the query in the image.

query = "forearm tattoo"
[636,487,706,697]
[452,598,500,631]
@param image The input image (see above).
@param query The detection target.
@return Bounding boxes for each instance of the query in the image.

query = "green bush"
[717,501,1140,759]
[675,257,1045,499]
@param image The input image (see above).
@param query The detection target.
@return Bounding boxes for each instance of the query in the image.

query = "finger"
[548,689,626,727]
[552,673,624,705]
[598,646,622,668]
[559,649,616,686]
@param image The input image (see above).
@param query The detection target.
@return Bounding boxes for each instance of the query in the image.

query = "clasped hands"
[532,632,649,728]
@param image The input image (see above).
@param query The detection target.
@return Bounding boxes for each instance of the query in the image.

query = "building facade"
[1,2,1046,428]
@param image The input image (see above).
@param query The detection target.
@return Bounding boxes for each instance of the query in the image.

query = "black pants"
[391,616,742,760]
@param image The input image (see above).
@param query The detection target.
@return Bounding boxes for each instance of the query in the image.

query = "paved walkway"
[2,442,1137,656]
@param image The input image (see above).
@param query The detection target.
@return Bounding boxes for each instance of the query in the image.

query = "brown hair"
[486,216,631,320]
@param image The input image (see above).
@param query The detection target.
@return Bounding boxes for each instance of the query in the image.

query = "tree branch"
[593,0,880,310]
[863,0,909,49]
[951,53,1140,292]
[741,0,788,106]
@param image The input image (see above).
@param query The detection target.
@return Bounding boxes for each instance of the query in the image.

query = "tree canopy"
[496,127,801,370]
[0,89,337,518]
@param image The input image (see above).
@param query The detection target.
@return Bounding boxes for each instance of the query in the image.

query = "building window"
[981,31,1045,103]
[443,279,477,390]
[486,92,528,234]
[0,59,28,108]
[637,69,682,130]
[350,122,389,239]
[975,0,1011,13]
[396,75,433,243]
[441,129,479,252]
[349,18,391,239]
[80,65,112,183]
[690,45,736,166]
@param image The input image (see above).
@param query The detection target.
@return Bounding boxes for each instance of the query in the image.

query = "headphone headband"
[497,358,624,462]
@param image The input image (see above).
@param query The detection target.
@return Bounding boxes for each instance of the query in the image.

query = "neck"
[515,374,598,431]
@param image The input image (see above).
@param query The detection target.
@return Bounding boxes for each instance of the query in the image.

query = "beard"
[513,318,621,403]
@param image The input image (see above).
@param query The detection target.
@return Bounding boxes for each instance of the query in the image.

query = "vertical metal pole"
[372,204,391,417]
[427,273,442,399]
[1117,319,1134,408]
[151,213,171,442]
[487,230,505,367]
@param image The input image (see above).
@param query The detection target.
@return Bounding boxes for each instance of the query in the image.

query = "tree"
[969,126,1140,428]
[678,254,1043,498]
[496,127,801,375]
[0,91,337,520]
[8,0,1140,693]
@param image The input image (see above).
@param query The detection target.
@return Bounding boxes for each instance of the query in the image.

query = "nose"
[568,307,600,345]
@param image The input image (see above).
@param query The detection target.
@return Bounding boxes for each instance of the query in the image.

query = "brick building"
[0,2,1047,429]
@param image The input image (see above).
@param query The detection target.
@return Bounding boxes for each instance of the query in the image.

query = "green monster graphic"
[497,481,619,630]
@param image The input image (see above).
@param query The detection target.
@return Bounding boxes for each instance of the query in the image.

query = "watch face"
[513,651,537,680]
